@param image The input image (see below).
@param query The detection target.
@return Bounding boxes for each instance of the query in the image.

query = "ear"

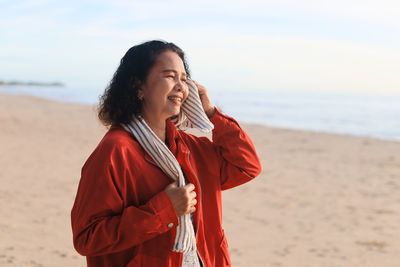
[134,77,145,100]
[137,89,144,100]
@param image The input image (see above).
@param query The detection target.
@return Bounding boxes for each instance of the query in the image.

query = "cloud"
[0,0,399,94]
[110,0,400,26]
[182,32,400,93]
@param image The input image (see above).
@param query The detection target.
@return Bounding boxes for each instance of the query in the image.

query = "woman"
[71,40,262,267]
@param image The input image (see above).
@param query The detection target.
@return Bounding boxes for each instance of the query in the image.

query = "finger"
[189,206,196,213]
[189,191,197,198]
[185,205,196,214]
[196,85,206,94]
[191,199,197,206]
[184,183,195,191]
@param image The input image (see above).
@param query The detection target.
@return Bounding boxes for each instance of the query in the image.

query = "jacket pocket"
[220,229,231,266]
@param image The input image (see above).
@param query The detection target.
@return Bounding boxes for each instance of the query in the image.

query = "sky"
[1,0,400,95]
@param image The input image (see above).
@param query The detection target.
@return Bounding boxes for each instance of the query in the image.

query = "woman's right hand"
[164,182,197,216]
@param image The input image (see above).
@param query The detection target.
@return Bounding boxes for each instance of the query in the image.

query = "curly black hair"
[98,40,191,126]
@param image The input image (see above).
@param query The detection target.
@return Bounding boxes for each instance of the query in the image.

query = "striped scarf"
[122,79,214,253]
[171,79,214,132]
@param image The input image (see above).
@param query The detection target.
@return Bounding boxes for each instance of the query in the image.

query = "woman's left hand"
[191,80,216,118]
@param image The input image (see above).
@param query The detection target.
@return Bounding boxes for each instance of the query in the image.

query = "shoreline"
[1,91,398,143]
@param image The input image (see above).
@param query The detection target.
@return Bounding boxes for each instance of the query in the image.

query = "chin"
[165,101,182,116]
[172,107,181,116]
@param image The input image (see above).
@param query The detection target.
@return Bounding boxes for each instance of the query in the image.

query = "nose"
[175,80,186,92]
[175,84,183,91]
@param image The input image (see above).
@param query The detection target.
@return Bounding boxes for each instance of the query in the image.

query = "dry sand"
[0,93,399,267]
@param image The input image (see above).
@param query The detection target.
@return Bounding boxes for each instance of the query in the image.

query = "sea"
[1,85,399,141]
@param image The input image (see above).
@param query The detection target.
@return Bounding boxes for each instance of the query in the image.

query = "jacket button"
[167,223,174,228]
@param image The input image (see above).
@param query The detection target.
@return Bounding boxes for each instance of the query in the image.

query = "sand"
[0,93,399,267]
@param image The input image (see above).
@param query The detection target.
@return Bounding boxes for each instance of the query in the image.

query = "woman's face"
[139,51,189,121]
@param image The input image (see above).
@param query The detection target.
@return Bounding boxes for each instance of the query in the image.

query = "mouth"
[167,96,183,105]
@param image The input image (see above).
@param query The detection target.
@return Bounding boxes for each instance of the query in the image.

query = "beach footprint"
[52,249,68,258]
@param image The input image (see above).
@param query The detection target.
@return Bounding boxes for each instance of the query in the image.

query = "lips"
[167,96,183,104]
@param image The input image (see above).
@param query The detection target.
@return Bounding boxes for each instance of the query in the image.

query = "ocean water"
[210,89,400,141]
[1,85,399,141]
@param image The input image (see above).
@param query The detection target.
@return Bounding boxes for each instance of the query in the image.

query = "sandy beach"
[0,92,399,267]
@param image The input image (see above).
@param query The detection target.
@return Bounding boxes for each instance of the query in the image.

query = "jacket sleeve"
[71,142,179,257]
[209,108,262,190]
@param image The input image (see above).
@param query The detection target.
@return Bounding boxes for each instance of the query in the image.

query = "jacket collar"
[165,118,179,153]
[114,118,185,166]
[144,118,183,166]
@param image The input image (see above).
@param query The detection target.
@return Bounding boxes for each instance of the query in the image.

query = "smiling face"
[139,50,189,122]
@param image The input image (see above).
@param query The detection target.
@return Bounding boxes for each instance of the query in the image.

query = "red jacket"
[71,109,262,267]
